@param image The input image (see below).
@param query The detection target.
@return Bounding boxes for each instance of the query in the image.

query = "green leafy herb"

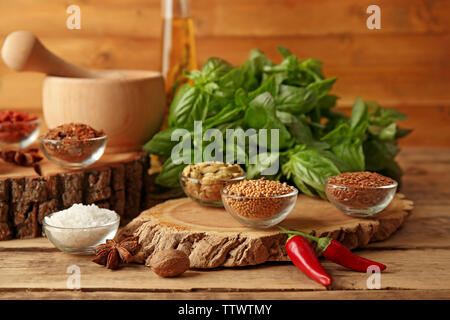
[144,47,412,198]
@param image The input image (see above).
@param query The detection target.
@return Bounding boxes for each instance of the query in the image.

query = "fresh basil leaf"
[204,104,244,129]
[363,138,402,183]
[277,111,328,149]
[242,49,274,75]
[245,93,293,149]
[184,70,203,84]
[321,99,368,172]
[155,158,187,188]
[321,123,351,144]
[350,97,370,137]
[282,147,341,199]
[330,139,365,172]
[168,87,208,129]
[395,127,413,139]
[234,88,248,107]
[306,78,336,99]
[275,85,317,114]
[263,55,304,87]
[317,94,338,112]
[299,58,324,80]
[277,46,292,58]
[241,49,274,90]
[247,152,280,179]
[201,57,233,82]
[379,122,397,141]
[168,83,191,127]
[245,92,276,128]
[249,76,277,100]
[369,105,407,127]
[218,67,245,90]
[143,128,179,157]
[215,119,245,134]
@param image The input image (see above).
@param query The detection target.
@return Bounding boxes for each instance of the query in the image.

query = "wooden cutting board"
[118,194,414,269]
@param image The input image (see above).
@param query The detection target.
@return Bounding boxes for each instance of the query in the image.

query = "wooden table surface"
[0,147,449,300]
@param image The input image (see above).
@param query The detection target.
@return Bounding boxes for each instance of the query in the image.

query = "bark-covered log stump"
[118,194,414,269]
[0,152,176,240]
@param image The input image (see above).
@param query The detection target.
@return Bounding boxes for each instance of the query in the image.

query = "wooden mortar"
[42,70,165,153]
[2,31,166,153]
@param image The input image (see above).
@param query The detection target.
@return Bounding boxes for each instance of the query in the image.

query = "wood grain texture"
[0,249,448,293]
[0,0,449,38]
[0,247,449,291]
[366,148,450,248]
[1,35,449,109]
[1,289,449,300]
[0,0,449,112]
[0,147,449,299]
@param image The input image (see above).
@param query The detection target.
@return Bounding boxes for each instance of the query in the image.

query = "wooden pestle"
[1,31,98,78]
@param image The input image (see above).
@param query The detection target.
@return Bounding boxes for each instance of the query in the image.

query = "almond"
[149,249,190,277]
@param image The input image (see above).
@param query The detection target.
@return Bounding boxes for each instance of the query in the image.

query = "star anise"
[92,236,140,270]
[0,148,43,176]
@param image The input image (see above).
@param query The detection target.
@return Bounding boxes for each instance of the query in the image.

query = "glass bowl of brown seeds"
[325,171,398,218]
[221,178,298,228]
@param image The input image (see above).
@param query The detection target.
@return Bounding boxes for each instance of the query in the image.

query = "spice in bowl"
[43,203,120,254]
[221,178,298,228]
[325,171,398,218]
[180,162,246,207]
[0,110,41,148]
[40,123,107,169]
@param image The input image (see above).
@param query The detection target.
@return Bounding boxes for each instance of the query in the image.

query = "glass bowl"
[39,135,107,169]
[220,187,298,228]
[180,173,246,207]
[0,118,41,149]
[42,212,120,255]
[325,178,398,218]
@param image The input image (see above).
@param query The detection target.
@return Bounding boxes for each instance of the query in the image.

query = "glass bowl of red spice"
[39,123,107,169]
[325,171,398,218]
[0,110,41,149]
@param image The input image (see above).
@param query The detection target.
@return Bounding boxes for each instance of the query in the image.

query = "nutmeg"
[149,249,190,277]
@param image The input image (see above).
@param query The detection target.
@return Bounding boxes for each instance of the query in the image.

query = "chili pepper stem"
[278,226,331,252]
[278,226,319,241]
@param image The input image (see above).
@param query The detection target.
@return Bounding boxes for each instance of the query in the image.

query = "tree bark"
[118,194,414,269]
[0,152,176,240]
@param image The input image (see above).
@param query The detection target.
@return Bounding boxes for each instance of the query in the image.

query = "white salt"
[43,204,120,251]
[45,204,118,228]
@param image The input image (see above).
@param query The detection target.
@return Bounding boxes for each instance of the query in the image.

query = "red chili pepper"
[286,235,332,287]
[280,227,386,273]
[321,239,386,272]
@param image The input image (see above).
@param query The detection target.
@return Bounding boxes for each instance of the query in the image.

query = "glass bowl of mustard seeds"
[221,178,298,228]
[325,171,398,218]
[39,123,107,169]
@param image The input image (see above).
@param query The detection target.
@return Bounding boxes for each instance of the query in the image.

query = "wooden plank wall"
[0,0,449,146]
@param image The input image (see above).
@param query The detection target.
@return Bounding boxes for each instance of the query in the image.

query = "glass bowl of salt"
[42,204,120,255]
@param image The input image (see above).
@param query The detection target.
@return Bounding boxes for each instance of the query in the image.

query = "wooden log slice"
[0,152,158,240]
[118,194,414,269]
